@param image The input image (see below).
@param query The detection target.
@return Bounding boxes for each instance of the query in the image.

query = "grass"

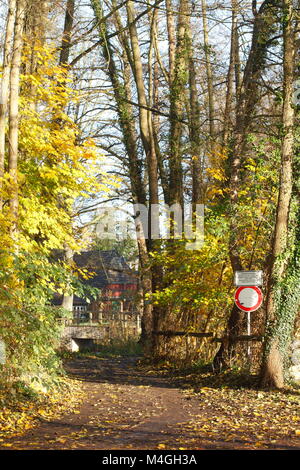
[94,338,142,357]
[59,337,142,359]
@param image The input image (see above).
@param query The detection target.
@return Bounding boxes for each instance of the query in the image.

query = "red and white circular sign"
[234,286,263,312]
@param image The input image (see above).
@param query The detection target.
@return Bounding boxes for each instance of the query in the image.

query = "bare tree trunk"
[0,0,16,212]
[233,0,241,98]
[152,58,169,205]
[59,0,75,68]
[54,0,76,312]
[126,1,164,356]
[201,0,216,142]
[169,0,188,208]
[8,0,26,242]
[126,0,159,214]
[92,1,146,206]
[223,0,238,146]
[260,0,295,389]
[186,7,204,207]
[91,0,154,350]
[165,0,176,84]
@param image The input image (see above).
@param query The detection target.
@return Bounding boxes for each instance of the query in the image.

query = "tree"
[0,1,108,390]
[0,0,16,211]
[8,0,26,242]
[90,0,154,350]
[260,0,298,389]
[213,0,282,370]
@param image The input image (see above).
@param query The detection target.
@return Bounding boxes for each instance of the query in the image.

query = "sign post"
[247,312,251,357]
[234,272,263,359]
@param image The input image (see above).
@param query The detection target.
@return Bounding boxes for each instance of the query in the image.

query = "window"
[74,305,87,312]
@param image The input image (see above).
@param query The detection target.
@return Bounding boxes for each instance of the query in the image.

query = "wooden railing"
[153,331,213,338]
[153,331,263,342]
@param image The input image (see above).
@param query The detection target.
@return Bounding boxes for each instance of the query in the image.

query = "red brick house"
[72,249,139,324]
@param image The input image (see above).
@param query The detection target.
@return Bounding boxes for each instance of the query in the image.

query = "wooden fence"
[153,331,263,343]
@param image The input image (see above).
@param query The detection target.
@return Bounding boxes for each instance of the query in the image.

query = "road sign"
[234,270,263,286]
[234,286,263,312]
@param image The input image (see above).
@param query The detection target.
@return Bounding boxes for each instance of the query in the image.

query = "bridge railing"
[58,318,106,327]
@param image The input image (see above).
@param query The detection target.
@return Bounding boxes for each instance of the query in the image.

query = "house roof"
[74,249,138,288]
[52,250,138,307]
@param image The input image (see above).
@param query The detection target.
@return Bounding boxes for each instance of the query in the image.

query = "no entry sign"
[234,286,263,312]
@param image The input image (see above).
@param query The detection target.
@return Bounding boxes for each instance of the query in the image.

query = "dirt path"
[0,356,299,450]
[0,356,204,450]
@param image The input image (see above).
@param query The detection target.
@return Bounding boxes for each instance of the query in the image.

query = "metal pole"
[247,311,251,358]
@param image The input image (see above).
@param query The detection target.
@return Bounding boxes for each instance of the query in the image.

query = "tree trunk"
[0,0,17,212]
[126,0,159,214]
[222,0,238,146]
[8,0,26,242]
[260,0,295,389]
[169,0,188,209]
[61,244,74,312]
[91,0,154,350]
[126,1,164,356]
[165,0,176,84]
[23,0,49,75]
[201,0,216,143]
[186,11,204,208]
[213,0,280,369]
[59,0,75,68]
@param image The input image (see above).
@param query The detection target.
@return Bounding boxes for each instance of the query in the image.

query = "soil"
[0,355,299,450]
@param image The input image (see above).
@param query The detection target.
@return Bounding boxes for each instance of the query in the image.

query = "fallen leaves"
[0,355,299,451]
[176,373,300,450]
[157,443,166,449]
[0,377,84,440]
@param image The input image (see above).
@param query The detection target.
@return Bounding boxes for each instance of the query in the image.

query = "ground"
[0,355,299,450]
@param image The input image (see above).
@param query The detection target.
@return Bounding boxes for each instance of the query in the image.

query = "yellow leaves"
[245,164,256,172]
[0,378,84,441]
[254,442,264,448]
[178,372,300,450]
[208,187,225,198]
[39,168,60,182]
[76,267,96,280]
[206,167,226,182]
[55,437,67,444]
[8,44,115,256]
[244,158,257,172]
[198,387,212,394]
